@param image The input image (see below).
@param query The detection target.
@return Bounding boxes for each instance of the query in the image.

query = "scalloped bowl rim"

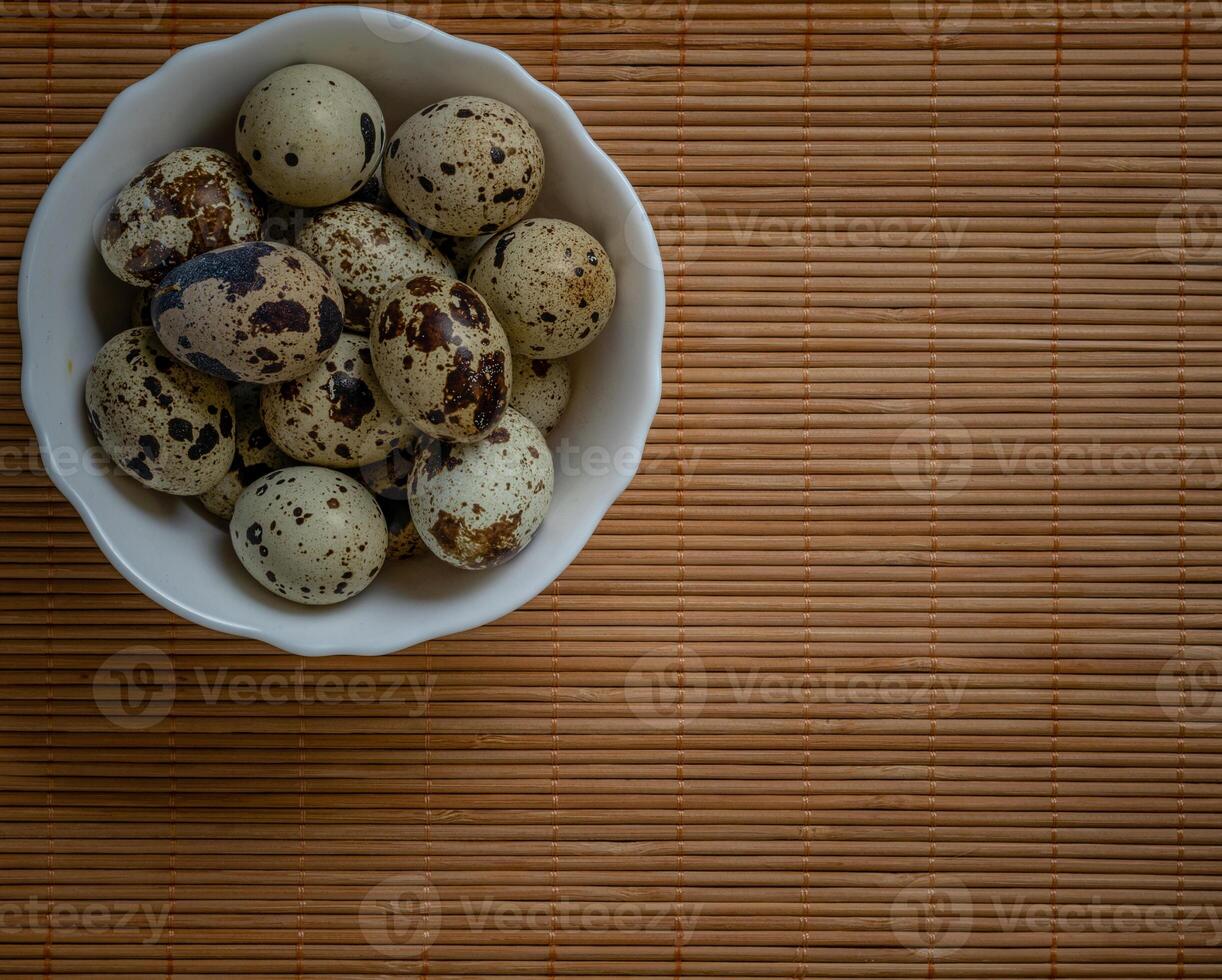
[19,5,664,656]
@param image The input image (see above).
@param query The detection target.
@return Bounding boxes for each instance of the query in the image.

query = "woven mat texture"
[3,0,1222,976]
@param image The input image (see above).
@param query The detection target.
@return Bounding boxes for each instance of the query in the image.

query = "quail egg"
[150,241,344,383]
[85,327,235,495]
[231,467,387,605]
[236,64,386,208]
[295,202,455,334]
[371,274,511,443]
[260,334,417,468]
[383,96,543,237]
[99,147,263,288]
[410,408,553,570]
[358,447,423,560]
[468,218,616,358]
[261,199,313,245]
[511,355,570,434]
[429,231,490,279]
[199,385,291,520]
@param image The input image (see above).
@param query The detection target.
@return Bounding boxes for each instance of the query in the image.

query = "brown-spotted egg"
[199,384,290,520]
[511,355,570,434]
[371,275,511,443]
[383,96,543,237]
[295,202,454,334]
[150,241,344,384]
[410,408,553,570]
[358,447,424,560]
[468,218,616,358]
[260,334,417,468]
[85,327,235,495]
[236,64,386,208]
[231,466,388,605]
[99,147,263,288]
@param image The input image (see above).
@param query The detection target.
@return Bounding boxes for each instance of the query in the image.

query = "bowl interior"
[20,7,663,656]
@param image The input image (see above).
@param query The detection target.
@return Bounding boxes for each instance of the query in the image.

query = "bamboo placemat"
[3,0,1222,976]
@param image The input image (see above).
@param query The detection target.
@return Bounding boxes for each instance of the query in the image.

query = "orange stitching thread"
[797,3,814,977]
[42,11,56,978]
[1175,2,1191,975]
[925,5,941,976]
[549,580,560,978]
[1049,7,1063,976]
[673,2,689,975]
[422,641,434,978]
[296,666,306,979]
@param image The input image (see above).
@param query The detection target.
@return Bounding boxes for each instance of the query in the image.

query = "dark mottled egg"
[371,275,511,443]
[295,202,454,334]
[236,64,386,208]
[85,327,235,495]
[409,408,553,570]
[382,500,424,560]
[428,231,490,279]
[150,241,345,384]
[99,147,263,288]
[511,355,570,434]
[131,288,154,328]
[199,384,290,520]
[383,96,543,237]
[358,444,418,502]
[261,199,314,245]
[231,466,388,605]
[260,334,417,468]
[468,218,616,358]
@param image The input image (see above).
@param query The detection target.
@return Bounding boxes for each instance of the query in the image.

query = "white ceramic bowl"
[20,5,664,656]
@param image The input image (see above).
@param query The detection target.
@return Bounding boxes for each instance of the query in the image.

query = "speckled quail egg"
[468,218,616,358]
[382,500,424,559]
[99,147,263,288]
[260,334,417,468]
[358,447,424,560]
[429,231,490,279]
[199,384,291,520]
[383,96,543,237]
[131,289,154,329]
[371,274,511,443]
[358,444,417,502]
[151,241,344,384]
[511,355,570,434]
[236,64,386,208]
[295,202,455,333]
[261,199,313,245]
[410,408,553,570]
[231,466,388,605]
[85,327,235,495]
